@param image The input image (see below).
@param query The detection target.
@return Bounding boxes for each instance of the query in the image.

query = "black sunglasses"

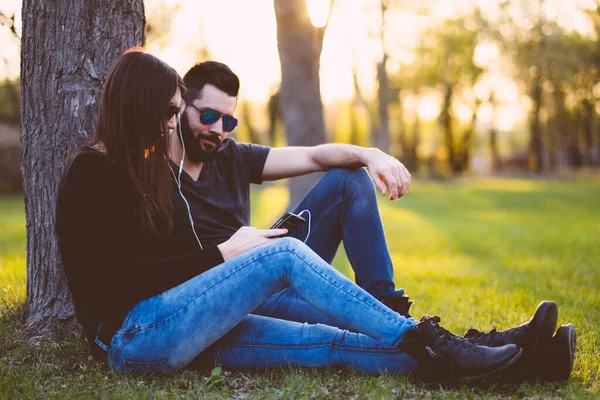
[186,102,238,133]
[165,104,181,120]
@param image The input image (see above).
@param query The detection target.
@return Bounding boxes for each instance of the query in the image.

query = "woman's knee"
[275,237,319,267]
[276,236,306,252]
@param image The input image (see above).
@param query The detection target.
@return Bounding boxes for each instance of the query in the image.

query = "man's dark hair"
[183,61,239,101]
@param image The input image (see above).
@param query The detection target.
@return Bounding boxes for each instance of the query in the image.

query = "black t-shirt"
[168,138,271,254]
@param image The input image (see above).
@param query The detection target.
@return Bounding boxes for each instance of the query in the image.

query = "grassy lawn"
[1,178,599,399]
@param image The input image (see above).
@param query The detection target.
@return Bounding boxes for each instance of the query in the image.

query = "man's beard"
[179,113,222,163]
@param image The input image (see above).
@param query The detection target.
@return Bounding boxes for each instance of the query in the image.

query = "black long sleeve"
[55,148,224,352]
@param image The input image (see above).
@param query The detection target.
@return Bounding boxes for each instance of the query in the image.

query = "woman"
[55,49,525,384]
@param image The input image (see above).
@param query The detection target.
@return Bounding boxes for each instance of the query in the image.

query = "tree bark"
[374,55,391,154]
[529,75,544,172]
[439,82,456,173]
[489,96,500,172]
[20,0,145,336]
[373,0,391,154]
[581,99,595,166]
[274,0,330,208]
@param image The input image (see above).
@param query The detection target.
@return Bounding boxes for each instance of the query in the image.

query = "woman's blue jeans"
[102,237,417,376]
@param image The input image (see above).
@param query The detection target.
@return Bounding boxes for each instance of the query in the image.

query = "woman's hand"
[217,226,288,261]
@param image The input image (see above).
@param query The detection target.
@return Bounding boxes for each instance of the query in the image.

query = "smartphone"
[270,212,306,238]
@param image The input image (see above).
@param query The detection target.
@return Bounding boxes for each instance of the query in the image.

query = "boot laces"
[466,325,527,345]
[428,317,478,354]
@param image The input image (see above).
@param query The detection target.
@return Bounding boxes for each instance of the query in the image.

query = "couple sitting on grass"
[55,48,576,385]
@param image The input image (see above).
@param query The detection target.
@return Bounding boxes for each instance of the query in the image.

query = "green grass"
[1,179,599,399]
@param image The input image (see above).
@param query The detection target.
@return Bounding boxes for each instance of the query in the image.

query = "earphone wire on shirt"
[169,112,204,249]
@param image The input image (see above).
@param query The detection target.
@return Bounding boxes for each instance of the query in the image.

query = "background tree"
[499,0,600,171]
[372,0,395,154]
[274,0,333,208]
[20,0,145,335]
[408,15,483,175]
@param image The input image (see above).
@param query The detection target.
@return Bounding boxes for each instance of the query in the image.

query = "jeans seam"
[133,246,299,332]
[307,200,342,241]
[217,342,401,352]
[287,246,400,326]
[109,333,135,369]
[217,341,331,348]
[339,183,363,276]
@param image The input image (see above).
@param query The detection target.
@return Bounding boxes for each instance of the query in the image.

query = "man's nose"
[210,117,224,135]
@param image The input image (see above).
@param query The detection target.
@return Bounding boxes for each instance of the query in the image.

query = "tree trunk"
[267,88,281,147]
[569,111,582,169]
[401,116,419,172]
[241,101,264,145]
[374,55,391,154]
[439,83,456,173]
[581,99,595,166]
[274,0,330,208]
[529,75,544,172]
[349,102,360,146]
[489,98,500,173]
[351,66,372,147]
[545,118,557,170]
[372,0,391,154]
[20,0,145,336]
[456,107,478,173]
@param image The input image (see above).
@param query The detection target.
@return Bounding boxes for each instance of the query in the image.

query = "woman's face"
[164,88,183,134]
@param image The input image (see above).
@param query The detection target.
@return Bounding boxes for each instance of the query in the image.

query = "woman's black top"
[55,147,224,358]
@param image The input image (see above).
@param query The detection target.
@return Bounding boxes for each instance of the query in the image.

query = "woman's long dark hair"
[91,48,185,237]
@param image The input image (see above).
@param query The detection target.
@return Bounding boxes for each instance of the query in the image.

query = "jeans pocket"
[122,359,176,376]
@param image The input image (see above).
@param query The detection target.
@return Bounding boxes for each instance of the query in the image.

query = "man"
[169,61,413,320]
[168,61,575,382]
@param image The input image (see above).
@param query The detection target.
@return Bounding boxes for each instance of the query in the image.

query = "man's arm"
[261,144,411,200]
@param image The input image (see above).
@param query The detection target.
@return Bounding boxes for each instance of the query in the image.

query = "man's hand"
[217,226,288,261]
[364,148,411,201]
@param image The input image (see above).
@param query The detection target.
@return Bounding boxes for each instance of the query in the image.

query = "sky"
[0,0,597,130]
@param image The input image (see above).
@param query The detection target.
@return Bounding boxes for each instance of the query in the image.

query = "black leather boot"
[380,292,413,317]
[399,316,522,385]
[463,301,568,382]
[536,324,576,381]
[464,301,558,354]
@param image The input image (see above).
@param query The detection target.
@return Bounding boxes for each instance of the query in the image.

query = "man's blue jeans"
[253,168,404,327]
[101,238,417,376]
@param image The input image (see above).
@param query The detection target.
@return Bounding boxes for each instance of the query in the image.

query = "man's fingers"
[391,168,404,200]
[372,172,387,195]
[382,171,399,200]
[398,169,409,197]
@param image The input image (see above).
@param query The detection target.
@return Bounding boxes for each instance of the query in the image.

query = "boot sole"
[551,324,576,381]
[430,347,523,386]
[528,301,558,355]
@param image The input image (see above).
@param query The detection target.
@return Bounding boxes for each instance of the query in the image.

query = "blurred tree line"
[0,10,21,193]
[4,0,600,177]
[394,0,600,174]
[0,10,20,124]
[258,0,600,176]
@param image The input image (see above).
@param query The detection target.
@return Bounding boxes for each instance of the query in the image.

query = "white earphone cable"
[170,112,203,250]
[296,209,312,243]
